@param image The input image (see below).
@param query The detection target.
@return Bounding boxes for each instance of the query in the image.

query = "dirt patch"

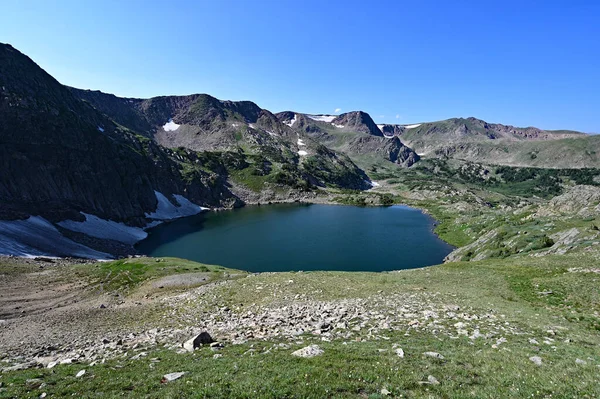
[148,272,212,289]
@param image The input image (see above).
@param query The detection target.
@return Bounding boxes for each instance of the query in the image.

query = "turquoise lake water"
[136,204,454,272]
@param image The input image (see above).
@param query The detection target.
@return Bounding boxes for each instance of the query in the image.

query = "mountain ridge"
[1,41,599,258]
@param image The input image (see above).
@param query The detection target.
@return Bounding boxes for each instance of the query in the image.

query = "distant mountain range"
[0,42,598,257]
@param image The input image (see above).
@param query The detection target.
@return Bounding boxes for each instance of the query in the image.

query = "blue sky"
[2,0,599,132]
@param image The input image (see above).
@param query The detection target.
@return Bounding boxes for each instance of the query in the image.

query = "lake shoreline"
[137,202,454,273]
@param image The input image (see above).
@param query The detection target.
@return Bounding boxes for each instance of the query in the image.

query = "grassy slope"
[1,255,599,398]
[74,257,243,294]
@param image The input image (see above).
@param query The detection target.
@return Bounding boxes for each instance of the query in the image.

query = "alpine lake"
[136,204,454,272]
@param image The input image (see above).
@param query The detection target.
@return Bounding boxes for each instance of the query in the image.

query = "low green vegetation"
[2,254,599,398]
[74,257,239,294]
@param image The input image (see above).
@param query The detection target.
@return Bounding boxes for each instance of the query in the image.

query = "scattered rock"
[291,345,323,358]
[395,348,405,358]
[75,370,86,378]
[25,379,43,390]
[576,358,587,365]
[529,356,542,366]
[428,375,440,385]
[423,352,444,360]
[419,375,440,385]
[1,361,36,372]
[183,331,214,352]
[381,388,391,395]
[162,372,186,382]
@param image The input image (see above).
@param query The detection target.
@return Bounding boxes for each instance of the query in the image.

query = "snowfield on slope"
[58,213,148,245]
[307,115,336,123]
[163,119,180,131]
[145,191,208,220]
[0,192,209,259]
[0,216,110,259]
[284,114,297,127]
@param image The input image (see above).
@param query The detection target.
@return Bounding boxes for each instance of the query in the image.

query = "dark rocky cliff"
[0,43,236,224]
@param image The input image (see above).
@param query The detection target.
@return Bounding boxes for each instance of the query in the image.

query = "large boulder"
[182,331,214,352]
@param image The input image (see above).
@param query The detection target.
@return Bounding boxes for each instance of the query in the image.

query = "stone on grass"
[576,358,587,365]
[162,372,186,382]
[395,348,405,358]
[423,352,444,360]
[529,356,542,366]
[428,375,440,385]
[381,388,391,395]
[183,331,214,352]
[75,370,86,378]
[419,375,440,385]
[1,362,35,372]
[292,345,323,358]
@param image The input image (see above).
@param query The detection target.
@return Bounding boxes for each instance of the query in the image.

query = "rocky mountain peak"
[331,111,382,137]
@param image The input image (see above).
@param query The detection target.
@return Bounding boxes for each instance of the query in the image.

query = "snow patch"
[307,115,336,123]
[163,119,180,132]
[377,124,385,131]
[266,130,278,137]
[298,150,308,156]
[145,220,163,229]
[366,180,380,188]
[97,126,105,133]
[284,114,297,127]
[404,124,421,129]
[145,191,208,221]
[383,134,395,138]
[331,123,345,129]
[297,138,306,146]
[58,213,147,245]
[0,216,110,259]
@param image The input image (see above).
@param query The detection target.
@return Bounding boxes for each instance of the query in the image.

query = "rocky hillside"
[330,111,383,136]
[0,43,235,225]
[379,117,584,142]
[377,117,593,168]
[276,111,420,168]
[70,90,371,192]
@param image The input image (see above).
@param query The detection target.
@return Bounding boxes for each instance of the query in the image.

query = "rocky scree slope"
[69,90,371,191]
[276,111,421,167]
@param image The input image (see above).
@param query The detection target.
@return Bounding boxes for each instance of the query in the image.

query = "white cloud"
[334,108,342,113]
[396,114,401,119]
